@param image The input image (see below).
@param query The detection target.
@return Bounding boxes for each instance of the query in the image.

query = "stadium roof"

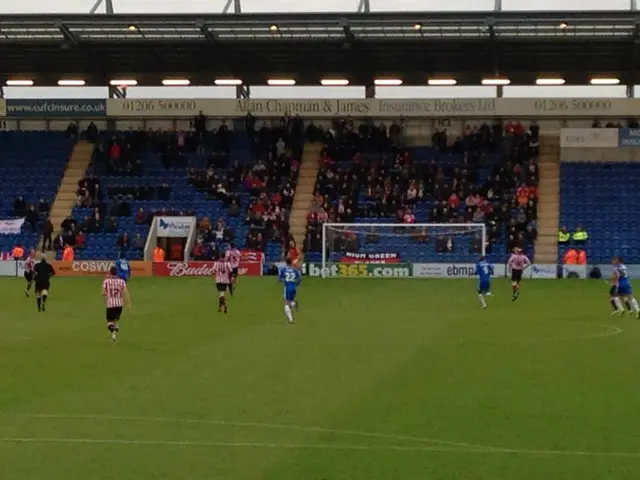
[0,11,639,86]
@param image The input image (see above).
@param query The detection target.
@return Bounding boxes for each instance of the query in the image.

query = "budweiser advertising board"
[154,260,263,277]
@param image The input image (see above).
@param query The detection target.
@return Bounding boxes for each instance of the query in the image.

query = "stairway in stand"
[42,141,95,256]
[289,142,323,248]
[534,135,561,264]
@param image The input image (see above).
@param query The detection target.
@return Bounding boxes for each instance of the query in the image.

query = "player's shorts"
[24,271,33,282]
[231,267,239,277]
[216,282,229,293]
[284,287,297,302]
[511,269,523,282]
[618,284,633,296]
[478,280,491,295]
[117,275,129,283]
[106,306,123,322]
[35,281,50,293]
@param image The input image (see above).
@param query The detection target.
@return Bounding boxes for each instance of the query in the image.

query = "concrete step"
[56,194,77,203]
[297,178,316,185]
[294,192,314,200]
[538,201,559,208]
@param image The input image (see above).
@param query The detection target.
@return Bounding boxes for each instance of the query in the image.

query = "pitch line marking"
[2,436,640,458]
[3,413,493,451]
[5,413,640,458]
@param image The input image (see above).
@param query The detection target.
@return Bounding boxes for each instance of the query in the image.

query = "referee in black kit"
[33,253,55,312]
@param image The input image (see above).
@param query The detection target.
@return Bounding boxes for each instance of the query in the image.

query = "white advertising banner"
[107,98,640,118]
[560,128,619,148]
[529,264,558,279]
[412,263,506,278]
[16,260,25,277]
[563,264,588,279]
[0,218,25,234]
[0,260,17,277]
[157,216,194,238]
[595,264,640,278]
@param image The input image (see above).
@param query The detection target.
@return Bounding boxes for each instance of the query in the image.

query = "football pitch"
[1,276,640,479]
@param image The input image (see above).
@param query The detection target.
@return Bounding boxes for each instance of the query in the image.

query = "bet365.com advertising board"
[302,263,412,278]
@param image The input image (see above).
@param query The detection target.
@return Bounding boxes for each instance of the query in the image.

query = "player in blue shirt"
[278,258,301,324]
[115,252,131,283]
[475,256,494,309]
[612,257,639,317]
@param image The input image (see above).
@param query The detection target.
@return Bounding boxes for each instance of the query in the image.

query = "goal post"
[320,223,486,279]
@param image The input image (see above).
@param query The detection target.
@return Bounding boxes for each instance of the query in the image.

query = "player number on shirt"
[285,271,297,282]
[338,264,367,277]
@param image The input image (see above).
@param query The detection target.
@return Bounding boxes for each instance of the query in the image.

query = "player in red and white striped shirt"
[102,266,132,343]
[507,248,531,302]
[224,243,241,295]
[213,254,233,314]
[24,249,36,297]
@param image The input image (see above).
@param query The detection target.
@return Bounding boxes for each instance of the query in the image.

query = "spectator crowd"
[305,119,541,258]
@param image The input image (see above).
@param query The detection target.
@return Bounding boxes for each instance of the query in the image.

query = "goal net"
[321,223,486,279]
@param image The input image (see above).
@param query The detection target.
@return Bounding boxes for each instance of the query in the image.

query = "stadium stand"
[64,117,302,264]
[303,119,541,264]
[0,132,74,255]
[560,161,640,264]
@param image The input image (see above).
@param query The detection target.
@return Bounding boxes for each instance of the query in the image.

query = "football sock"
[218,296,225,310]
[478,294,487,308]
[284,305,294,323]
[42,295,47,305]
[36,297,41,309]
[614,297,624,311]
[626,300,633,311]
[229,284,234,296]
[631,298,639,312]
[26,283,32,292]
[611,299,618,311]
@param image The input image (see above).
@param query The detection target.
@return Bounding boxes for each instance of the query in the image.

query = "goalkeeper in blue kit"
[475,256,494,309]
[278,258,301,324]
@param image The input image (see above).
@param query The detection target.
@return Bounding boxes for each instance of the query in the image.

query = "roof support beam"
[89,0,103,14]
[357,0,370,13]
[222,0,242,14]
[365,84,375,98]
[494,0,502,12]
[199,24,216,43]
[109,85,127,98]
[89,0,115,14]
[628,24,639,97]
[56,22,79,46]
[487,19,502,97]
[0,85,4,99]
[236,85,250,99]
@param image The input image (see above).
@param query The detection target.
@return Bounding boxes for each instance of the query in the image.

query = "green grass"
[1,276,639,479]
